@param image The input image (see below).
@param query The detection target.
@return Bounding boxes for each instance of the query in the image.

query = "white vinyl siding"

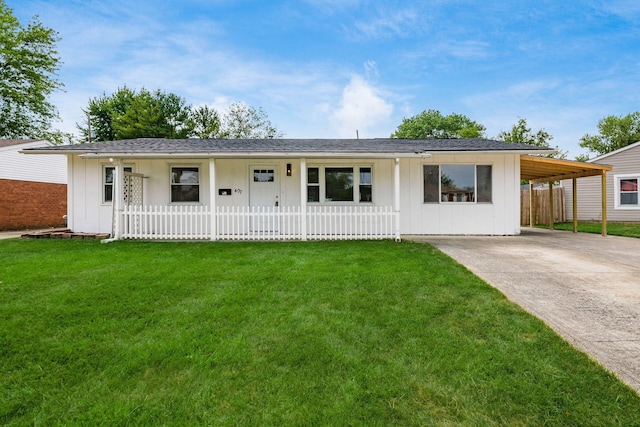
[563,142,640,222]
[0,141,66,184]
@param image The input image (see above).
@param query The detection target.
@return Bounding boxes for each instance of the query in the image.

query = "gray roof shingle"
[23,138,553,155]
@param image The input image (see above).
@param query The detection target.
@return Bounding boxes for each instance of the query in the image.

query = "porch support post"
[529,181,534,228]
[394,158,401,242]
[602,171,607,237]
[210,158,217,241]
[548,180,554,230]
[300,158,307,241]
[572,178,578,233]
[113,159,123,240]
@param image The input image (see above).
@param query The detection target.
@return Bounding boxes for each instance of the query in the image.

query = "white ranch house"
[25,138,553,241]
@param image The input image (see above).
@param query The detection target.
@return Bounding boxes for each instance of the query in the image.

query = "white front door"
[249,165,279,231]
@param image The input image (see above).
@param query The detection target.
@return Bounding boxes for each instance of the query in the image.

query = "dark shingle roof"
[23,138,554,155]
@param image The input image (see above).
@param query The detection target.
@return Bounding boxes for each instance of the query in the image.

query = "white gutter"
[71,149,551,158]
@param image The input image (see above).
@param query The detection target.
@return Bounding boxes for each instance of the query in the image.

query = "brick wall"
[0,179,67,231]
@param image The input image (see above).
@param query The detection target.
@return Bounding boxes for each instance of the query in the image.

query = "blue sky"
[12,0,640,158]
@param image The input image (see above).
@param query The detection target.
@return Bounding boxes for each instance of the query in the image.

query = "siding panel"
[564,143,640,222]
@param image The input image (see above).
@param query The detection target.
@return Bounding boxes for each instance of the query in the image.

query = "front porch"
[119,205,396,241]
[110,157,402,241]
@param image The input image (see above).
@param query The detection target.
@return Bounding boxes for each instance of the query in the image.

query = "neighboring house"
[563,141,640,222]
[24,138,554,240]
[0,139,67,231]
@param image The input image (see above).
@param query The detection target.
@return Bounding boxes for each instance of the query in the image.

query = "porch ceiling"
[520,155,612,183]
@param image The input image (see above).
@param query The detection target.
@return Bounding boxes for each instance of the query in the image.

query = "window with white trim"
[103,165,133,203]
[307,166,373,203]
[171,166,200,203]
[615,174,640,209]
[423,164,492,203]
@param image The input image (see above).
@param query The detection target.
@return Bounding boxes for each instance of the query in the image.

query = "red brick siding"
[0,179,67,230]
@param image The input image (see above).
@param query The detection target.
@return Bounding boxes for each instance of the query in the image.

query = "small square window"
[617,177,639,208]
[171,167,200,203]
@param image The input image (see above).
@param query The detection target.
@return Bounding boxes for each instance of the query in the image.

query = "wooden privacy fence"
[521,187,565,226]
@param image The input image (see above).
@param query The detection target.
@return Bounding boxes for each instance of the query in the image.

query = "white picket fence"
[122,205,210,240]
[121,205,395,241]
[306,206,395,240]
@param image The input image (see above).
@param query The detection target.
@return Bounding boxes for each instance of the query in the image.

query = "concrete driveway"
[410,228,640,394]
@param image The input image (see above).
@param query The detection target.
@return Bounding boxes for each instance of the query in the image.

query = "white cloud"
[331,75,394,138]
[351,8,424,40]
[598,0,640,18]
[364,60,379,79]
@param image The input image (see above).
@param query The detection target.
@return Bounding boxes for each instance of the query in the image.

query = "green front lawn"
[538,221,640,238]
[1,239,638,425]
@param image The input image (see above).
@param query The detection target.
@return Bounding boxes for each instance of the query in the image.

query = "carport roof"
[520,155,612,183]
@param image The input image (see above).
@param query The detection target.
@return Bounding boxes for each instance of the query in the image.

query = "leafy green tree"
[188,105,224,139]
[79,87,135,141]
[0,0,63,138]
[45,129,75,145]
[574,153,590,162]
[579,112,640,157]
[391,109,485,139]
[114,90,190,139]
[79,87,191,141]
[79,91,283,141]
[223,102,284,139]
[497,118,567,159]
[113,91,170,139]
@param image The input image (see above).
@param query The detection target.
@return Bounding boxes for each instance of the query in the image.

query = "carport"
[520,156,613,236]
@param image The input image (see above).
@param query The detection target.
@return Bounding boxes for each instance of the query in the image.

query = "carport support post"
[548,180,554,230]
[602,172,608,237]
[529,181,534,228]
[572,178,578,233]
